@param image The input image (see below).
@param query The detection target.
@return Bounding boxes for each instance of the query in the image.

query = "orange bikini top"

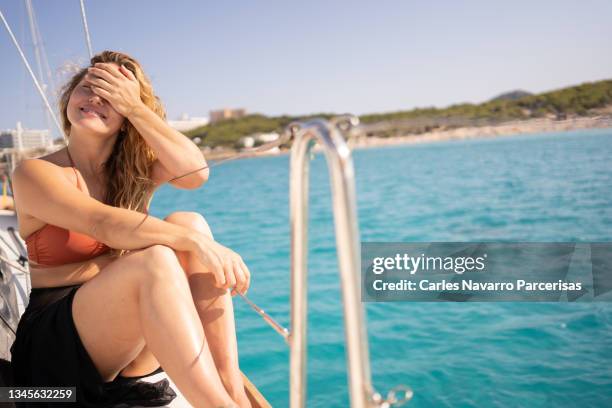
[25,149,110,267]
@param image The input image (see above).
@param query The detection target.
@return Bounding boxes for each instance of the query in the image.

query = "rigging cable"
[79,0,93,58]
[0,7,65,140]
[167,129,292,182]
[24,0,54,134]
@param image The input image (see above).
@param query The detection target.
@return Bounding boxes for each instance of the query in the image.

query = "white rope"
[168,130,293,182]
[25,0,54,135]
[25,0,45,93]
[238,292,289,342]
[0,8,65,141]
[27,0,57,95]
[79,0,93,58]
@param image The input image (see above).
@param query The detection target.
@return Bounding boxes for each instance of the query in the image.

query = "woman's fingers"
[193,236,251,295]
[238,257,251,293]
[211,260,226,288]
[119,64,137,81]
[232,259,247,295]
[90,86,112,100]
[87,67,119,85]
[200,244,226,288]
[223,259,236,291]
[94,62,123,79]
[85,75,114,92]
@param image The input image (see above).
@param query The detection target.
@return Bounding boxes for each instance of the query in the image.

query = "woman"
[10,50,252,408]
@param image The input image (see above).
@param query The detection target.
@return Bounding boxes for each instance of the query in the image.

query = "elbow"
[174,168,209,190]
[188,150,209,188]
[196,167,209,186]
[183,169,209,189]
[195,152,210,185]
[186,165,209,189]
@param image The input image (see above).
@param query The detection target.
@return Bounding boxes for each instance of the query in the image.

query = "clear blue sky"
[1,0,611,135]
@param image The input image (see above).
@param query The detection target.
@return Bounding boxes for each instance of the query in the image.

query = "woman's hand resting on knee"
[185,231,251,296]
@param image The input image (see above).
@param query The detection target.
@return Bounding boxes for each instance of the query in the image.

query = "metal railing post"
[289,119,374,408]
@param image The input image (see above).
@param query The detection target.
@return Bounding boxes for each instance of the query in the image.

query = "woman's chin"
[72,120,117,137]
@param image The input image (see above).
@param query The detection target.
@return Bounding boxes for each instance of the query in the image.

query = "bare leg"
[165,211,251,408]
[72,244,237,407]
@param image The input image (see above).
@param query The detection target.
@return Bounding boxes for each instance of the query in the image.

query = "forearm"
[127,103,207,178]
[95,205,195,252]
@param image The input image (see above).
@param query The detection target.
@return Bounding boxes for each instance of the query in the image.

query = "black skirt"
[9,284,174,407]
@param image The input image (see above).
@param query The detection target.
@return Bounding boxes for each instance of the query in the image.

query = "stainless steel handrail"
[288,118,374,408]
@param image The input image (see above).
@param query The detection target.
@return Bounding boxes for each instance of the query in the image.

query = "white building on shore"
[167,114,210,133]
[238,132,281,152]
[0,122,54,150]
[209,108,246,124]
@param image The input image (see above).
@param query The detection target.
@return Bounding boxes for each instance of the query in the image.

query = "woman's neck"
[67,130,117,180]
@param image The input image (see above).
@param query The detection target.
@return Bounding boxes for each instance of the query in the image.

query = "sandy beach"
[346,115,612,149]
[202,115,612,161]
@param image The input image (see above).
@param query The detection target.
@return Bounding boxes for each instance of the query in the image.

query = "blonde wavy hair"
[58,51,165,256]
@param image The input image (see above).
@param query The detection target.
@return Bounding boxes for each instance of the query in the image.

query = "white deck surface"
[0,210,191,407]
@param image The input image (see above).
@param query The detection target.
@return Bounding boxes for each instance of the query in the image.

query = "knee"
[164,211,213,239]
[135,245,185,282]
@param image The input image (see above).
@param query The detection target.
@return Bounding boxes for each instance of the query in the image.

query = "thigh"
[72,247,166,381]
[119,342,161,378]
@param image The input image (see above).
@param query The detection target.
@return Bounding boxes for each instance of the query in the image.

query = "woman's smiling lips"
[79,105,107,120]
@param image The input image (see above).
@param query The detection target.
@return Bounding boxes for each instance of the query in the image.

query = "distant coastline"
[346,115,612,149]
[202,115,612,161]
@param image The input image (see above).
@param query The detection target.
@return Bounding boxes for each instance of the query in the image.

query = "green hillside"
[186,79,612,147]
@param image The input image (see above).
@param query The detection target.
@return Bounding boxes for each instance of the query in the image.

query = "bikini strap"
[65,147,82,191]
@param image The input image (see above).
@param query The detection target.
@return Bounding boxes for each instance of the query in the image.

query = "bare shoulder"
[12,150,73,185]
[11,151,76,228]
[13,160,56,194]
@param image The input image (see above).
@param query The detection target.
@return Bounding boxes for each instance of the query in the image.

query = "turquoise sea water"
[150,128,612,407]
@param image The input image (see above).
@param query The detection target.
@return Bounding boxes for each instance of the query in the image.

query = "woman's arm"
[127,102,209,189]
[86,63,209,189]
[96,205,247,290]
[14,159,194,252]
[13,159,244,288]
[96,204,193,251]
